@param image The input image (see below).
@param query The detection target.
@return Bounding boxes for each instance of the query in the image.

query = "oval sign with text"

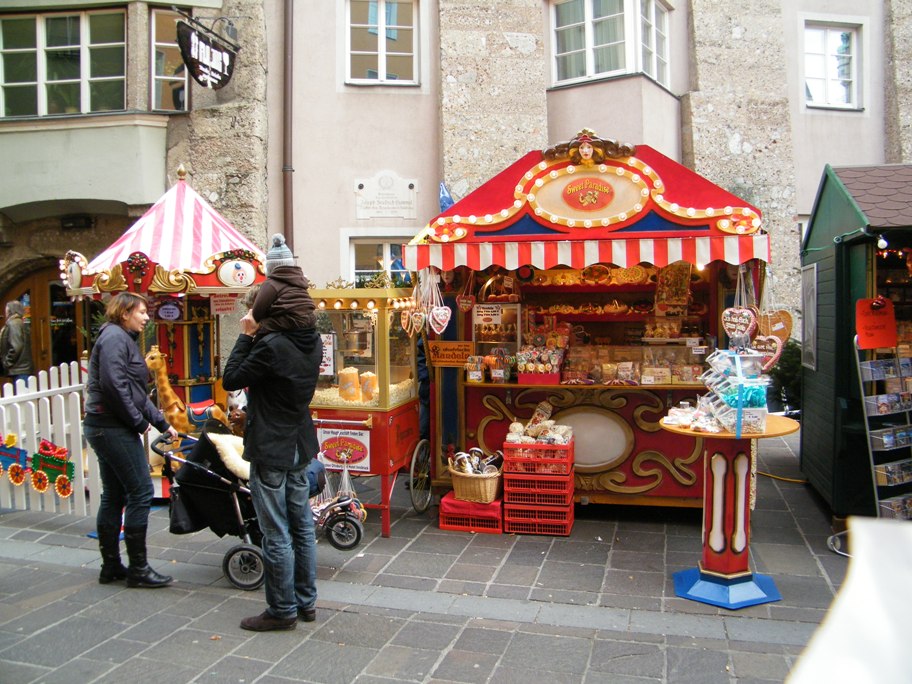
[562,177,615,212]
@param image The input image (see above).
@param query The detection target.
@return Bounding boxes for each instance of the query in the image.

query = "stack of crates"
[502,441,575,535]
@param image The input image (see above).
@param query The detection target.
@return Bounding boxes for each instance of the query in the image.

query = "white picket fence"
[0,362,101,516]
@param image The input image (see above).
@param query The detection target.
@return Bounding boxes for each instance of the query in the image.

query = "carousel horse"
[144,345,230,435]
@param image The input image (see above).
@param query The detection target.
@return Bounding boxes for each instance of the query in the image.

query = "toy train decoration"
[0,435,75,498]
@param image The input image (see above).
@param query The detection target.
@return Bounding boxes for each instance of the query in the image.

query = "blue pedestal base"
[673,568,781,610]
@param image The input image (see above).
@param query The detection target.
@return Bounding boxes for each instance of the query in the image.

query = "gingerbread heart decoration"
[721,306,758,339]
[456,294,476,313]
[758,309,793,344]
[428,305,452,334]
[753,335,783,371]
[400,310,412,334]
[410,311,426,337]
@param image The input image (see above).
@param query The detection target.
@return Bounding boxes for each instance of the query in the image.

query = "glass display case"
[311,290,417,410]
[472,303,522,355]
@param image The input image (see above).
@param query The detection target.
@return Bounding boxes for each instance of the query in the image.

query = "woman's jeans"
[249,462,317,619]
[84,418,153,530]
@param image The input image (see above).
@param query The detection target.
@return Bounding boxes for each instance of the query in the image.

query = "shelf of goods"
[855,345,912,520]
[502,441,575,535]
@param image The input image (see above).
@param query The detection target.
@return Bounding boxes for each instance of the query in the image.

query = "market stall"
[403,129,773,507]
[62,166,265,407]
[309,287,426,537]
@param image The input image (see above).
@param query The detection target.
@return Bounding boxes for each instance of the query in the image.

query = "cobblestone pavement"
[0,429,847,683]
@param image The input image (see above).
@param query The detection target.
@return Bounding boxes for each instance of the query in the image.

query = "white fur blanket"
[206,432,250,481]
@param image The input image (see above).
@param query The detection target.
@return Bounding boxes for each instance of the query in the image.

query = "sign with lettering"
[209,293,239,315]
[354,171,417,219]
[427,340,475,367]
[176,20,237,89]
[856,298,897,350]
[319,334,335,375]
[317,428,370,472]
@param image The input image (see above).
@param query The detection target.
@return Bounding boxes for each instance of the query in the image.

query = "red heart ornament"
[456,294,475,313]
[429,306,452,334]
[753,335,783,371]
[721,306,758,339]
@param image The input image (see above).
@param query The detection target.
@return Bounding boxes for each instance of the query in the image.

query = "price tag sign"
[856,298,897,350]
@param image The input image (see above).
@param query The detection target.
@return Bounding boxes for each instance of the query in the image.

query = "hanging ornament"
[753,335,783,371]
[456,269,476,312]
[429,306,452,334]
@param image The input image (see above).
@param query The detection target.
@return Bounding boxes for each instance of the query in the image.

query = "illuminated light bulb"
[567,165,576,174]
[707,208,715,216]
[696,263,705,271]
[720,219,731,229]
[656,195,664,203]
[670,203,679,212]
[567,220,576,227]
[350,300,359,309]
[616,167,624,175]
[751,218,761,227]
[525,171,534,180]
[535,207,544,215]
[641,188,650,197]
[538,161,547,170]
[485,214,493,222]
[527,194,536,202]
[454,228,466,237]
[468,215,477,223]
[550,170,559,178]
[654,180,663,189]
[515,185,524,193]
[584,220,592,228]
[500,209,509,217]
[724,206,733,215]
[632,174,640,182]
[318,300,327,309]
[535,178,544,187]
[366,300,376,309]
[634,203,643,212]
[453,215,461,222]
[549,215,559,223]
[619,213,627,221]
[514,200,522,208]
[440,234,450,242]
[601,218,610,226]
[598,164,608,173]
[686,207,696,217]
[333,300,343,310]
[436,217,446,225]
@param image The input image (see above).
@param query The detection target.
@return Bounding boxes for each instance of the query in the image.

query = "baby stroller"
[152,420,265,591]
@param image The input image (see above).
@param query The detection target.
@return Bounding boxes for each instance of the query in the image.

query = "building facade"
[0,0,907,372]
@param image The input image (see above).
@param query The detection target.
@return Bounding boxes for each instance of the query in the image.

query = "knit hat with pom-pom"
[265,234,295,275]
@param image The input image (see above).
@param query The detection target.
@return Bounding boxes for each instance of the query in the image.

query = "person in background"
[0,300,33,383]
[83,292,179,588]
[223,238,323,632]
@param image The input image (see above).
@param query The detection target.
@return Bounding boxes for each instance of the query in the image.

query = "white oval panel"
[552,406,633,472]
[217,259,256,286]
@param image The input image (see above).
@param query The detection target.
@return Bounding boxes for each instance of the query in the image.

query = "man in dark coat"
[222,307,322,631]
[0,300,33,382]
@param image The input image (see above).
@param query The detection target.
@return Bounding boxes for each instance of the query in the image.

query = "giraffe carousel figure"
[144,345,230,435]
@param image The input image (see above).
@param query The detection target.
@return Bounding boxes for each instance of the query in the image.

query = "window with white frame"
[0,10,125,117]
[804,23,858,108]
[352,240,412,287]
[151,9,187,111]
[552,0,668,87]
[347,0,417,84]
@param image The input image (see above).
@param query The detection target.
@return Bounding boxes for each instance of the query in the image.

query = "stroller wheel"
[223,543,265,591]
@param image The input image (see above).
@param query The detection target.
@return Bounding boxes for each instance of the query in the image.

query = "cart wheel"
[54,474,73,498]
[31,470,49,493]
[409,438,432,513]
[325,514,364,551]
[222,543,265,591]
[8,464,25,486]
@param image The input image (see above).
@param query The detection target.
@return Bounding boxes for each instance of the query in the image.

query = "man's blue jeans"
[84,420,154,530]
[249,462,317,619]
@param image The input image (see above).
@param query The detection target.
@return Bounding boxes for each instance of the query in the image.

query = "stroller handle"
[150,432,194,456]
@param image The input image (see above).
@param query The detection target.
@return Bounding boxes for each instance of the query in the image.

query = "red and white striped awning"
[404,233,770,272]
[85,178,264,275]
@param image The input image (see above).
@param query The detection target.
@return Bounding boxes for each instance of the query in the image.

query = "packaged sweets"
[360,371,378,401]
[339,367,361,401]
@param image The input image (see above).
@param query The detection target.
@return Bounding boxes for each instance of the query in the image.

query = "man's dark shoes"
[240,611,297,632]
[299,607,316,622]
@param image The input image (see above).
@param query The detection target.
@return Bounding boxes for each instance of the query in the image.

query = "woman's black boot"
[97,524,127,584]
[123,526,173,588]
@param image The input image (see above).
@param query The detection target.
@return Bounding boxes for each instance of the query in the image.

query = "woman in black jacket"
[84,293,178,587]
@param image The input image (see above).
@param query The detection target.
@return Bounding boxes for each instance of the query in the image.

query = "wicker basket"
[448,465,502,504]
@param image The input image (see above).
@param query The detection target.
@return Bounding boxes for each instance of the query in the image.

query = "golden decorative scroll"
[150,265,197,293]
[93,265,127,293]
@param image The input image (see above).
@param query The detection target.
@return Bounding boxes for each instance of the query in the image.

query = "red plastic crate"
[438,491,502,534]
[503,472,574,506]
[503,441,574,475]
[503,503,574,536]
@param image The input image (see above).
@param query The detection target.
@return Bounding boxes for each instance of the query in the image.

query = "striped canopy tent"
[403,131,770,272]
[63,167,265,296]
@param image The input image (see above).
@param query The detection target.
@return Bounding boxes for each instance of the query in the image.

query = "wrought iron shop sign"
[176,20,237,89]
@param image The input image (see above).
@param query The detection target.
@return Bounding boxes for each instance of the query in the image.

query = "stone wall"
[682,0,801,326]
[884,0,912,162]
[438,0,549,198]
